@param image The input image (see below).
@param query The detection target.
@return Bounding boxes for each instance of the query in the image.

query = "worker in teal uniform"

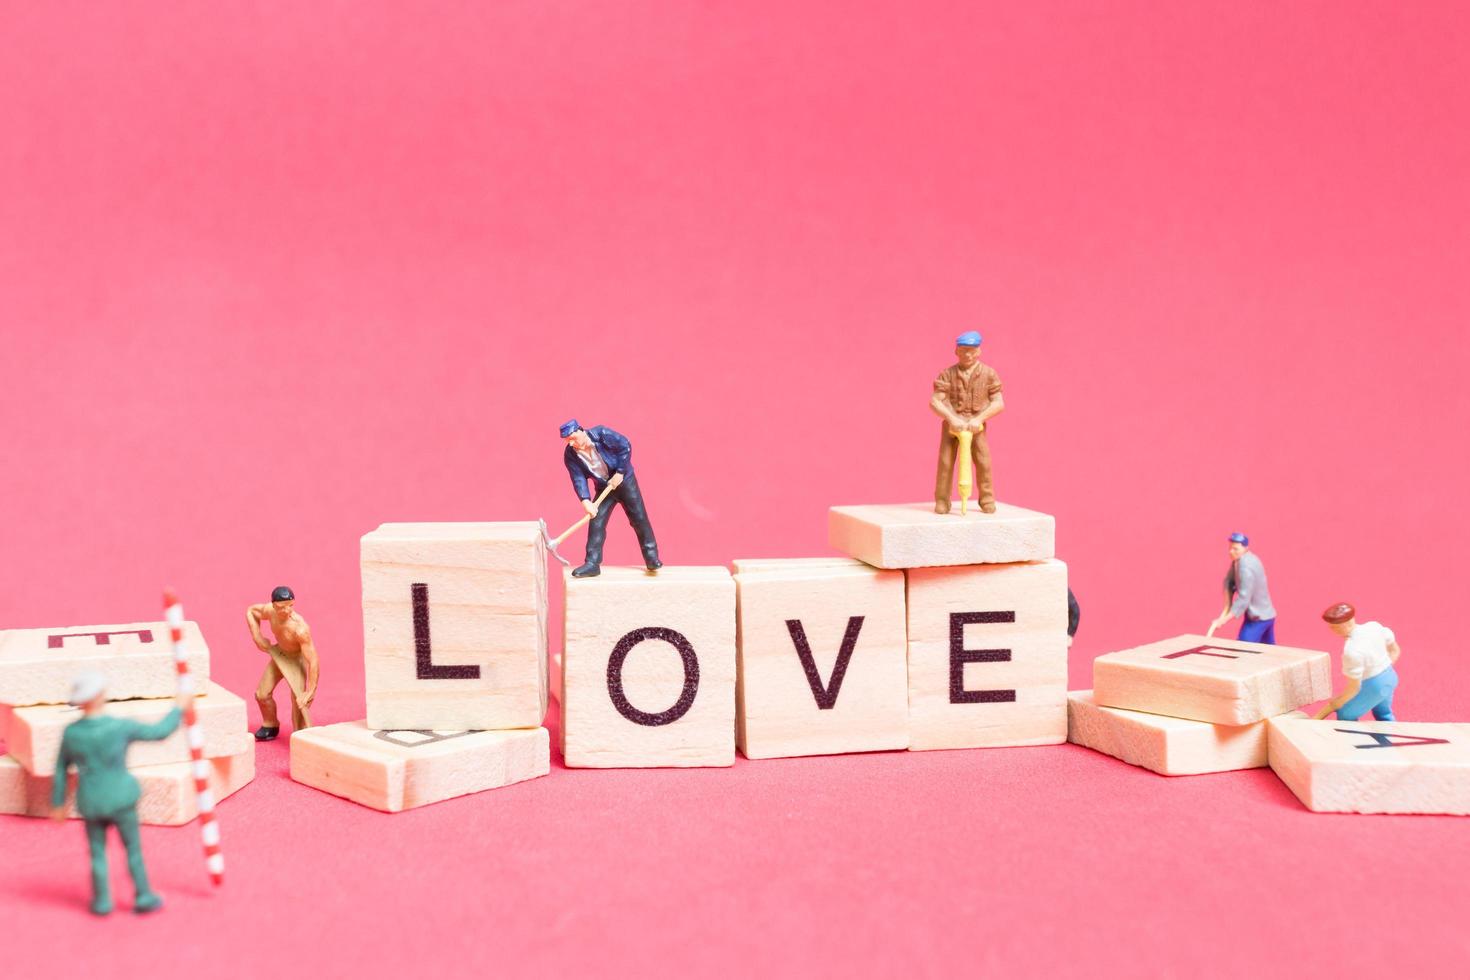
[50,671,186,915]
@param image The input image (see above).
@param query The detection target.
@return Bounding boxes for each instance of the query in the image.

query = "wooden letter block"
[0,621,209,707]
[562,567,736,768]
[0,755,25,815]
[906,559,1068,751]
[1092,634,1331,725]
[289,721,549,812]
[1067,690,1284,775]
[1268,717,1470,815]
[6,682,249,776]
[362,522,549,731]
[734,558,908,759]
[828,502,1055,569]
[23,748,255,825]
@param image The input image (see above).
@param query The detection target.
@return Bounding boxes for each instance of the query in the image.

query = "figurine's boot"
[86,818,114,915]
[254,725,280,741]
[114,810,162,914]
[572,563,601,577]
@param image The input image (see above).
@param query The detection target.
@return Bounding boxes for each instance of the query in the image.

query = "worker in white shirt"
[1313,602,1402,721]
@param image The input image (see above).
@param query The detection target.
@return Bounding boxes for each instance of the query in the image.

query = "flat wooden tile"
[6,682,249,776]
[1067,690,1292,775]
[562,566,736,768]
[362,522,549,731]
[0,755,24,815]
[17,747,255,825]
[828,502,1055,569]
[906,559,1069,750]
[734,559,908,759]
[0,621,210,707]
[1268,716,1470,815]
[1092,634,1331,725]
[289,721,549,812]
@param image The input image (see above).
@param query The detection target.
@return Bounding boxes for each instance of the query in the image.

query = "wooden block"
[906,560,1068,750]
[0,621,210,707]
[0,755,25,815]
[289,721,549,812]
[734,559,908,759]
[828,502,1055,569]
[1066,690,1288,775]
[1092,634,1331,725]
[1268,717,1470,815]
[362,522,549,731]
[5,682,250,776]
[20,748,255,825]
[731,557,869,573]
[562,566,736,768]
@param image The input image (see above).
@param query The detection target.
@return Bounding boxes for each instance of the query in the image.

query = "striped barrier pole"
[163,588,225,887]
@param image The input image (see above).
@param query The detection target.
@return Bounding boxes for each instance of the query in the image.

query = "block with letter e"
[1268,717,1470,815]
[362,522,548,732]
[0,622,209,707]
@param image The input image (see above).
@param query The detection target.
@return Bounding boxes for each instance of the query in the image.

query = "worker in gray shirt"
[1207,532,1277,644]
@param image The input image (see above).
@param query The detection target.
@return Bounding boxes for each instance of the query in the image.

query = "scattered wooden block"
[0,755,24,815]
[15,747,255,825]
[5,683,249,776]
[1268,716,1470,815]
[562,567,736,768]
[1092,634,1331,725]
[289,721,549,812]
[828,502,1055,569]
[362,522,549,731]
[0,621,210,707]
[1066,690,1292,775]
[733,559,908,759]
[906,560,1068,750]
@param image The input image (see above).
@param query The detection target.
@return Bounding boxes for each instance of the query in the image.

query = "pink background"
[3,1,1468,975]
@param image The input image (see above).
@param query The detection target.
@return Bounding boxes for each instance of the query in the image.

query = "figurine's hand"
[608,472,625,489]
[254,638,272,654]
[297,690,314,711]
[967,418,984,434]
[1312,704,1334,721]
[50,806,67,822]
[582,498,598,518]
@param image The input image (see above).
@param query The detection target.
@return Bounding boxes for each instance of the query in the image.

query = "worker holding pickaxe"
[557,420,662,578]
[930,331,1005,514]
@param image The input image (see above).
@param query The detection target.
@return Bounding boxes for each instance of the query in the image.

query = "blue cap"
[559,419,581,439]
[1229,532,1249,546]
[956,331,982,347]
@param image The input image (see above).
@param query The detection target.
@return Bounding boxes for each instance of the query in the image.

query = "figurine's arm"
[245,604,273,653]
[1388,640,1401,664]
[972,392,1005,430]
[929,392,966,429]
[297,627,320,709]
[49,739,73,817]
[1313,678,1361,720]
[600,429,632,479]
[128,706,183,742]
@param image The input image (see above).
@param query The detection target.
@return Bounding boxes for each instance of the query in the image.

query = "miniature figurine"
[50,671,185,915]
[245,586,319,740]
[1206,533,1277,643]
[1313,602,1401,721]
[560,420,662,577]
[931,331,1004,515]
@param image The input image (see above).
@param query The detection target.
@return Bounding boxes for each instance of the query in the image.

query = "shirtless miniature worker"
[245,586,319,741]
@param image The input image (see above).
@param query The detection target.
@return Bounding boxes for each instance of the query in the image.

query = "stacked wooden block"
[0,623,254,824]
[289,523,552,811]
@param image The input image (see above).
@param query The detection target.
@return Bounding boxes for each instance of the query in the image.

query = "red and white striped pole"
[163,588,224,887]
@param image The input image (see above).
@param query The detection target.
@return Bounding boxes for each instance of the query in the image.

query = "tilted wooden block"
[362,522,549,731]
[1092,634,1331,725]
[11,747,255,825]
[1268,717,1470,815]
[0,754,24,815]
[0,621,209,707]
[562,567,736,768]
[289,721,549,812]
[906,560,1068,751]
[1067,690,1292,775]
[828,502,1055,569]
[734,559,908,759]
[5,682,249,776]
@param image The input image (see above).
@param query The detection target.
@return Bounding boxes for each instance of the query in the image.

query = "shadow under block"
[828,503,1055,569]
[6,682,250,776]
[562,567,736,768]
[906,560,1068,751]
[362,522,549,731]
[0,621,210,707]
[1091,634,1331,726]
[2,748,255,825]
[1268,717,1470,815]
[1067,690,1281,775]
[734,559,908,759]
[289,721,549,812]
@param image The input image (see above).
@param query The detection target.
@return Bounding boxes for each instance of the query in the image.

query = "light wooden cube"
[829,502,1055,569]
[0,755,25,815]
[290,721,549,812]
[36,748,255,825]
[1268,716,1470,815]
[1067,690,1289,775]
[1092,634,1331,725]
[0,621,209,707]
[734,559,908,759]
[362,522,549,731]
[562,567,736,768]
[6,682,249,776]
[906,560,1068,751]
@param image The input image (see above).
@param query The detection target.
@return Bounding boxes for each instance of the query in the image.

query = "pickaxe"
[540,481,617,566]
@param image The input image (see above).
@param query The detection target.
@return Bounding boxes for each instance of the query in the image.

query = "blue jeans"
[1337,667,1399,722]
[1238,617,1276,644]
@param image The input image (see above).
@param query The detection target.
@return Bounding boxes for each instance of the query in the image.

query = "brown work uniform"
[933,362,1003,509]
